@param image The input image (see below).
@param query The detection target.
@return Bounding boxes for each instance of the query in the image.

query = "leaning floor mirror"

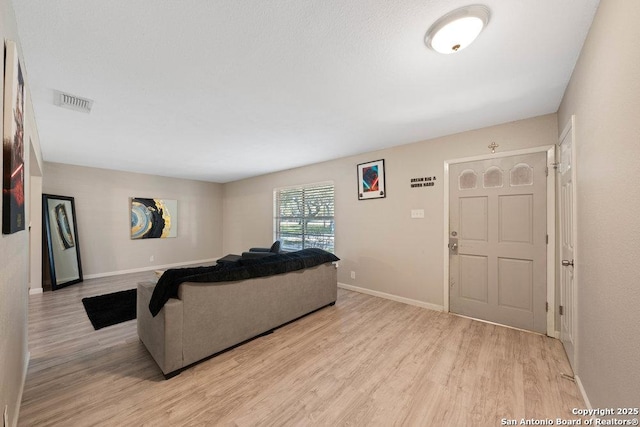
[42,194,83,290]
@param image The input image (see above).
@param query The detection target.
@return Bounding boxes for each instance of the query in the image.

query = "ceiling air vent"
[54,90,94,113]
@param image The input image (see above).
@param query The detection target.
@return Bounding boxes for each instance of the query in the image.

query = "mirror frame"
[42,194,83,290]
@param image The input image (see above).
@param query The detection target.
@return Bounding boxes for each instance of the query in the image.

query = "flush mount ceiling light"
[425,5,490,54]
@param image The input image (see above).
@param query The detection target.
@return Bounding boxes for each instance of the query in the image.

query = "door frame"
[28,138,44,294]
[443,145,556,337]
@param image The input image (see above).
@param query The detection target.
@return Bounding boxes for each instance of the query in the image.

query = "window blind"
[274,182,334,253]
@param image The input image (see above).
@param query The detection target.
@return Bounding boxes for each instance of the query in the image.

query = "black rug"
[82,289,137,330]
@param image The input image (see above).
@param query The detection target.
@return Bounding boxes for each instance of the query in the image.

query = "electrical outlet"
[150,255,154,262]
[350,271,356,280]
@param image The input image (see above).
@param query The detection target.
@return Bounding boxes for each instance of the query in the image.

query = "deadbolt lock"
[449,237,458,255]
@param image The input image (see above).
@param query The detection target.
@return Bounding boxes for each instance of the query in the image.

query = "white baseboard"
[14,351,30,427]
[83,258,220,280]
[28,287,43,295]
[338,282,444,312]
[575,374,592,410]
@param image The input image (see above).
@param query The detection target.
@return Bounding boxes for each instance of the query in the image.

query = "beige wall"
[558,0,640,408]
[0,0,43,424]
[43,163,224,277]
[223,114,557,308]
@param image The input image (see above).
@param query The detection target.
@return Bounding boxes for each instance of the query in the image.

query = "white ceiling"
[13,0,599,183]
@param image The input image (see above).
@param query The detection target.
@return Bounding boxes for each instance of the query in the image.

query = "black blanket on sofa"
[149,248,340,316]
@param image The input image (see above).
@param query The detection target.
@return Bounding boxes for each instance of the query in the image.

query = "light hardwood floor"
[20,271,584,426]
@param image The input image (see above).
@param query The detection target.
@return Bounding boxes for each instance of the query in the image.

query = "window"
[274,182,335,253]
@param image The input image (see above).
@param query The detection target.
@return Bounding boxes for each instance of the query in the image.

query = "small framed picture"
[357,159,386,200]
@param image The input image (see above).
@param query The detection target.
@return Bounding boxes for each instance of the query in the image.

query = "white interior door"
[559,119,576,369]
[449,152,548,333]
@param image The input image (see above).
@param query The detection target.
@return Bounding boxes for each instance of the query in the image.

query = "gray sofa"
[137,262,337,378]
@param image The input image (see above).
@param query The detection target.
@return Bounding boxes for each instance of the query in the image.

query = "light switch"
[411,209,425,219]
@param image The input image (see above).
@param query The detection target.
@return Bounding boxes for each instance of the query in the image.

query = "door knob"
[561,259,574,267]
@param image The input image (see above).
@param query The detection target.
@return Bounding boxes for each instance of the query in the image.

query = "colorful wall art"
[357,159,386,200]
[2,40,26,234]
[130,198,178,239]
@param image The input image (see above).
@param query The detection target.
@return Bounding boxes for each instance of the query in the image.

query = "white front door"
[559,119,576,369]
[449,152,548,333]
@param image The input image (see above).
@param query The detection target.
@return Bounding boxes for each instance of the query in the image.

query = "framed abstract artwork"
[2,40,26,234]
[130,197,178,239]
[357,159,386,200]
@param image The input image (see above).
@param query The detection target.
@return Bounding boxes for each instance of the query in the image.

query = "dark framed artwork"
[2,40,26,234]
[130,197,178,239]
[43,194,83,290]
[357,159,386,200]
